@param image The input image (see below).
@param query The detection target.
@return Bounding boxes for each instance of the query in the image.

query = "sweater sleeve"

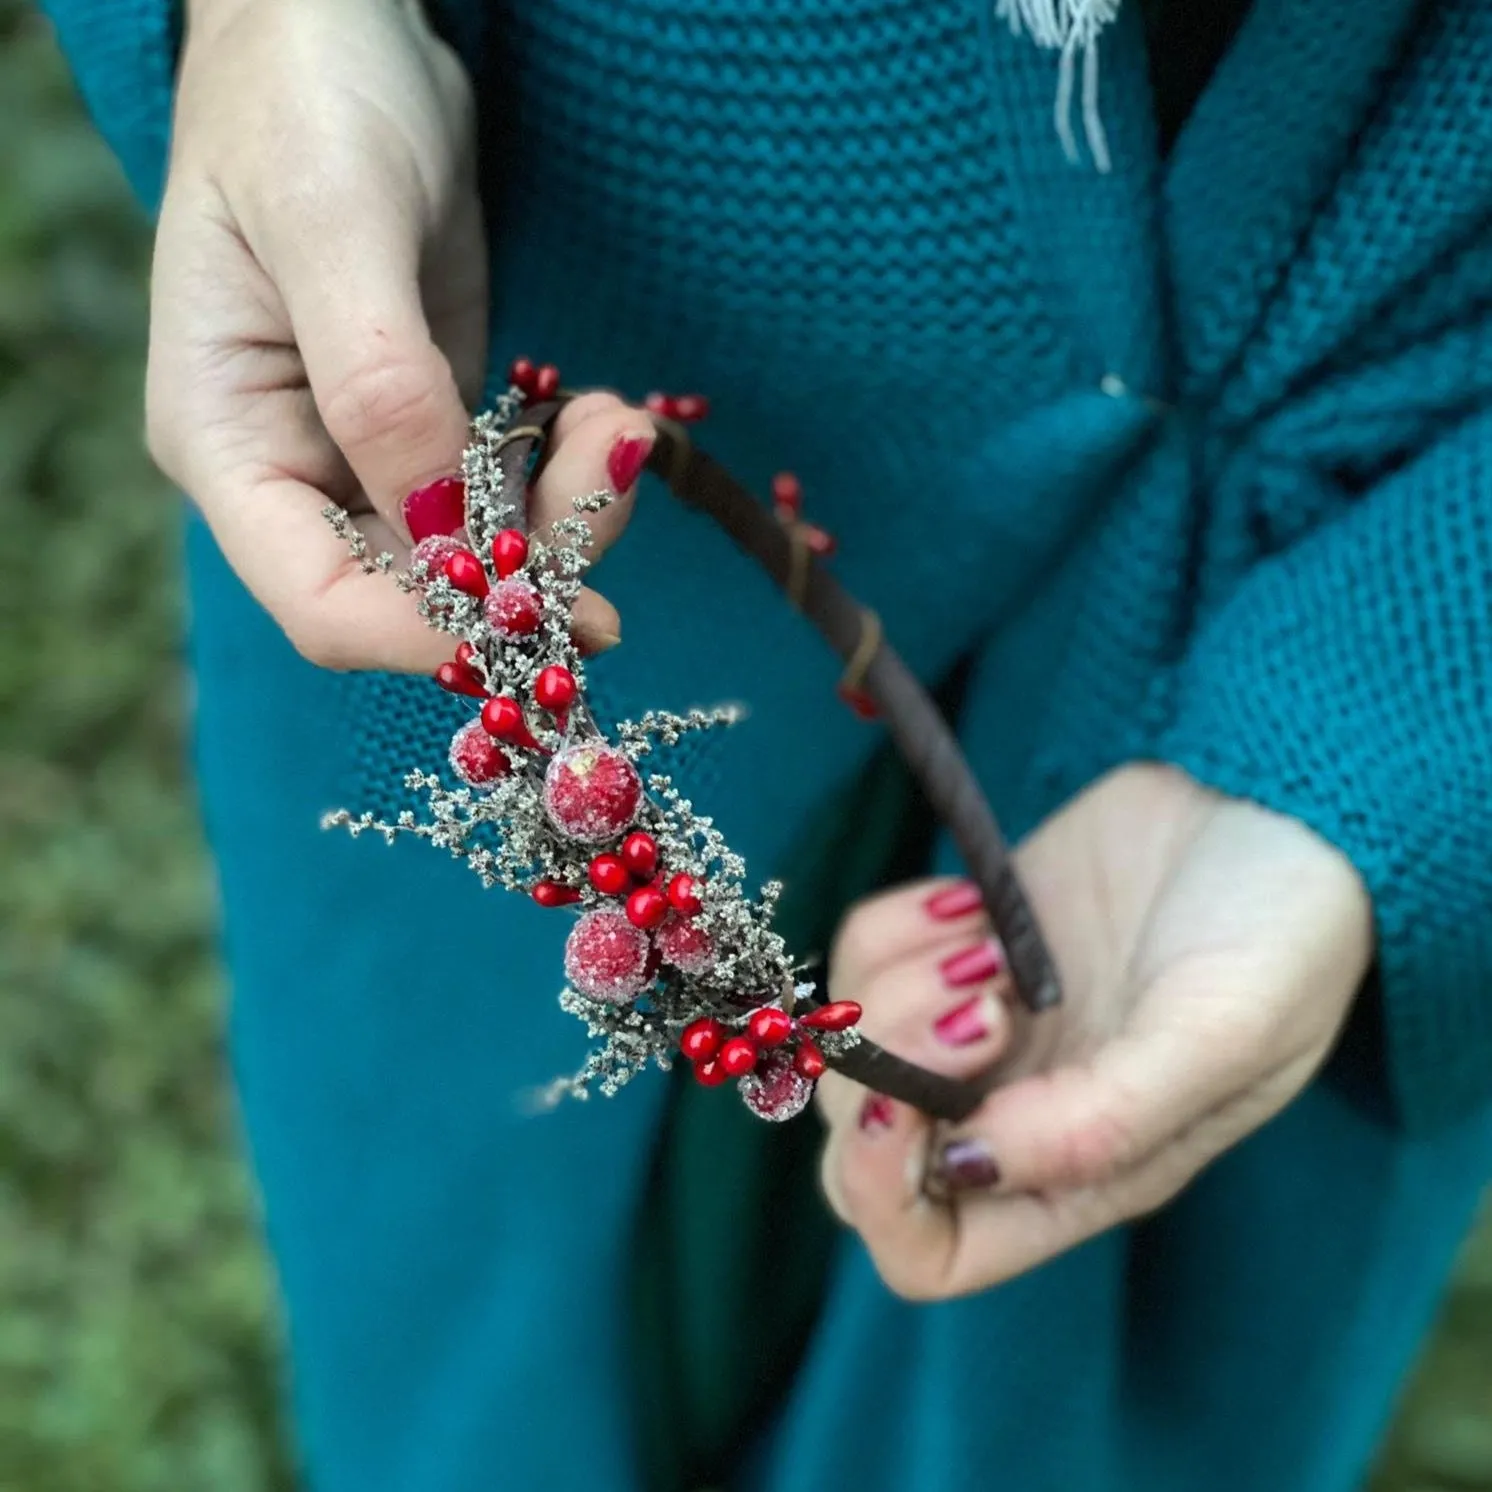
[1157,409,1492,1134]
[40,0,180,212]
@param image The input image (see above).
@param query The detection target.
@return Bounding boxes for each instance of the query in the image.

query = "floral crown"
[325,363,1059,1123]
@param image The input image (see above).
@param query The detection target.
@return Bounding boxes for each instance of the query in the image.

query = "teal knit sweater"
[48,0,1492,1131]
[38,3,1492,1490]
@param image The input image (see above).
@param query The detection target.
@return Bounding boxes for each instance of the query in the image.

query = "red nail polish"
[402,475,466,541]
[933,995,992,1048]
[606,434,653,494]
[859,1094,895,1132]
[925,881,983,921]
[939,939,1005,989]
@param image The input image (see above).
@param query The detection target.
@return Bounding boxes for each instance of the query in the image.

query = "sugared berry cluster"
[324,372,862,1120]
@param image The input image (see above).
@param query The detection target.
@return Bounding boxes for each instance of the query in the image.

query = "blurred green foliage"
[0,3,1485,1489]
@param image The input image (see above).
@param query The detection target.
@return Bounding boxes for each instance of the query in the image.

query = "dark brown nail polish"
[936,1138,1001,1192]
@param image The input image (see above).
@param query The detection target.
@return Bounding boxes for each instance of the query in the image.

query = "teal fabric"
[41,1,1492,1489]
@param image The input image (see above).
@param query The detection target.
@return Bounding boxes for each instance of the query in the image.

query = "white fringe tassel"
[996,0,1122,172]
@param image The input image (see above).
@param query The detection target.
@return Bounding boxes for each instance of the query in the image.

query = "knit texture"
[37,2,1492,1489]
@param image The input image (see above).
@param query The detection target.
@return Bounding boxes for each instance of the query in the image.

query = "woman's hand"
[148,0,648,672]
[817,764,1373,1300]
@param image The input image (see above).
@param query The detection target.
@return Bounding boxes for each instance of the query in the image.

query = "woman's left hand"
[817,763,1374,1300]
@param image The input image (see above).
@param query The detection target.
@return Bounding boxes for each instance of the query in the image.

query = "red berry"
[448,719,510,785]
[673,393,710,422]
[802,523,836,557]
[694,1057,731,1088]
[718,1036,760,1077]
[402,476,467,542]
[563,907,652,1003]
[435,660,487,699]
[625,884,668,930]
[508,357,537,394]
[679,1018,725,1062]
[644,392,677,418]
[532,880,582,908]
[771,472,802,517]
[410,534,467,584]
[666,873,703,917]
[588,854,631,896]
[481,696,542,751]
[534,665,577,715]
[443,549,489,598]
[837,684,880,720]
[741,1050,816,1120]
[483,577,542,637]
[492,528,529,578]
[620,832,658,879]
[543,743,643,842]
[793,1040,827,1079]
[655,917,714,974]
[799,1000,863,1032]
[534,363,561,400]
[747,1007,794,1048]
[455,641,479,669]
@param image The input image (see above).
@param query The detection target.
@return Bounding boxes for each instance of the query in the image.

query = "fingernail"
[859,1094,896,1133]
[934,1138,1001,1192]
[925,881,983,921]
[606,433,654,494]
[933,993,996,1048]
[939,939,1005,989]
[577,629,622,656]
[402,475,467,541]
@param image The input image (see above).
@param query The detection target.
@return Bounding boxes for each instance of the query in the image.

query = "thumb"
[267,195,471,533]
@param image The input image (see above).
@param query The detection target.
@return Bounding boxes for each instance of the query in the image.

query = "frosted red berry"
[620,832,658,880]
[718,1036,760,1077]
[656,917,714,973]
[443,549,489,598]
[410,534,467,584]
[625,884,668,930]
[563,908,652,1003]
[532,880,582,908]
[492,528,529,578]
[543,743,642,842]
[588,854,631,896]
[747,1007,793,1048]
[666,873,703,917]
[741,1050,816,1120]
[483,577,543,636]
[448,719,510,785]
[679,1018,725,1062]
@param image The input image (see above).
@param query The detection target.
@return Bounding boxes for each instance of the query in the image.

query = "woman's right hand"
[149,0,648,673]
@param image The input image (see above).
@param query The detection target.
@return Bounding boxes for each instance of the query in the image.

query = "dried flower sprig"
[324,363,1061,1123]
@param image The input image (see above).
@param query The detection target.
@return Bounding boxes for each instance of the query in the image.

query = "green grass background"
[0,3,1487,1486]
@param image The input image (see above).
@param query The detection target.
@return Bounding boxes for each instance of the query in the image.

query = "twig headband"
[325,364,1060,1123]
